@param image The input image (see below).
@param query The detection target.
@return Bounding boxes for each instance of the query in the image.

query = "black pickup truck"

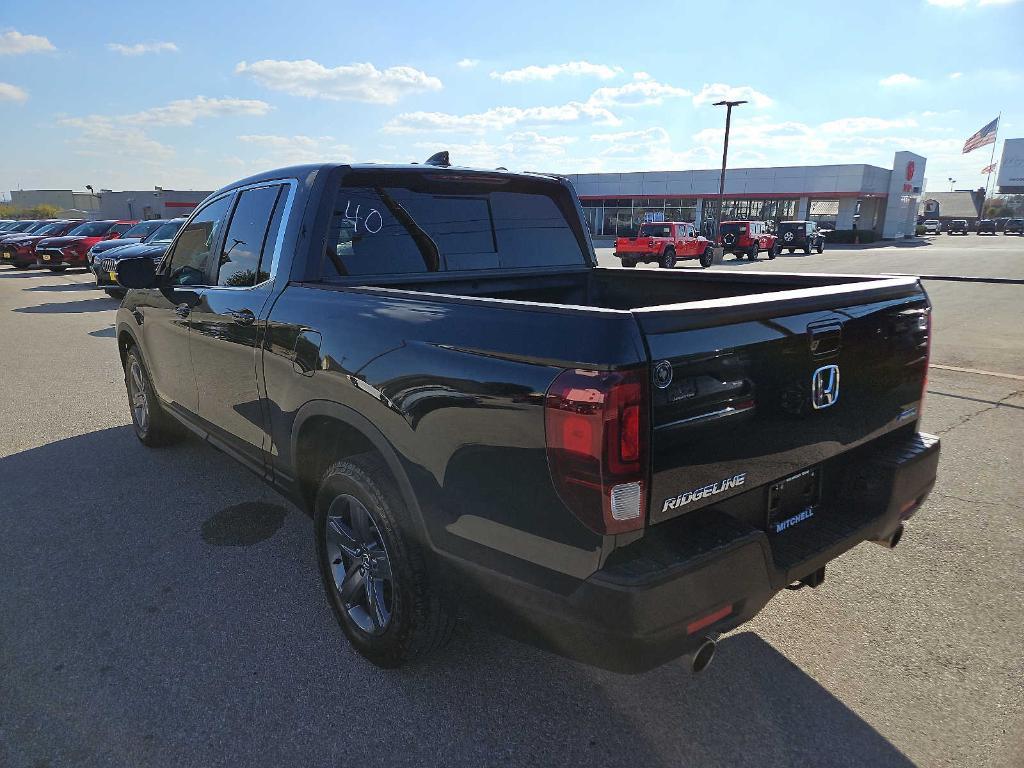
[114,160,940,673]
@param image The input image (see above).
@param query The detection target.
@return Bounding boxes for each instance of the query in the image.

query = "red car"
[615,221,714,268]
[718,220,778,261]
[0,219,85,268]
[34,219,138,271]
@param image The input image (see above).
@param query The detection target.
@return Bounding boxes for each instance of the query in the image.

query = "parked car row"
[613,219,826,268]
[0,217,185,294]
[921,218,1023,235]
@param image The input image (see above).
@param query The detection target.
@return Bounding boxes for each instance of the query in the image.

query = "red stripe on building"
[165,201,199,208]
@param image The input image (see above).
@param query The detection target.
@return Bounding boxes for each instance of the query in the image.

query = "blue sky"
[1,0,1022,196]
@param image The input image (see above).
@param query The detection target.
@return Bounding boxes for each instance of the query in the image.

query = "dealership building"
[567,151,927,240]
[7,188,211,221]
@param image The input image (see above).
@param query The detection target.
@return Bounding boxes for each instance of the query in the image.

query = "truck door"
[139,194,233,413]
[188,182,289,468]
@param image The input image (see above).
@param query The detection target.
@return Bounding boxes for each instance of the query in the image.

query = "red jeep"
[615,221,714,269]
[718,220,778,261]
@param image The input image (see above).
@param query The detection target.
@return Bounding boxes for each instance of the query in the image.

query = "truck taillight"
[544,367,649,534]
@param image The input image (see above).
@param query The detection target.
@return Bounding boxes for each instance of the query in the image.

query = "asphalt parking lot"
[2,236,1022,768]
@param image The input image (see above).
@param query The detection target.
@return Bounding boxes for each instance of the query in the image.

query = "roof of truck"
[215,162,559,198]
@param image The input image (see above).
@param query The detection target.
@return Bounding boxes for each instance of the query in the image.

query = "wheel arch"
[291,400,427,537]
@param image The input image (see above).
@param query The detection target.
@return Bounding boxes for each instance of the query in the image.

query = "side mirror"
[116,257,158,289]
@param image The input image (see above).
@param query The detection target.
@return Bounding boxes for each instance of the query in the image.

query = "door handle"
[174,303,191,319]
[227,308,256,326]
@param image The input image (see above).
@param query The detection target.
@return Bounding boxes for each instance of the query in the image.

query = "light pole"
[712,100,747,245]
[947,177,956,192]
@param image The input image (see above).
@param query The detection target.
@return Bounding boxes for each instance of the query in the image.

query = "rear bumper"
[462,431,939,673]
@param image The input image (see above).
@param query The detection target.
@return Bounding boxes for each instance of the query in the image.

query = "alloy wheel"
[325,494,394,636]
[128,359,149,433]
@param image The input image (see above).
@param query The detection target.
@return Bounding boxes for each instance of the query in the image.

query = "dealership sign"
[996,138,1024,193]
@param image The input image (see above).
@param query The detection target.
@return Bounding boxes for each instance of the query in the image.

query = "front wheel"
[124,347,180,446]
[315,454,456,668]
[747,245,758,261]
[660,247,676,269]
[768,244,778,260]
[619,259,637,268]
[699,247,714,268]
[788,248,795,253]
[48,266,67,273]
[816,240,824,254]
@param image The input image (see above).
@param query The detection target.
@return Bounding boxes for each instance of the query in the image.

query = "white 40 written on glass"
[343,200,383,234]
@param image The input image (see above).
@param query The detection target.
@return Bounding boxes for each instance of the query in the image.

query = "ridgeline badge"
[661,473,747,513]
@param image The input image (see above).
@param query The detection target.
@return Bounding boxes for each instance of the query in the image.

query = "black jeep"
[777,220,825,254]
[976,219,997,235]
[947,219,969,235]
[1005,218,1023,235]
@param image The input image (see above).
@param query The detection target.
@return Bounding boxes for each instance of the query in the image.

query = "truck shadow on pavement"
[12,296,119,314]
[0,426,915,768]
[22,282,98,292]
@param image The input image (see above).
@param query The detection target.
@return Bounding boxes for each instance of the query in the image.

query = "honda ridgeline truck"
[113,159,940,673]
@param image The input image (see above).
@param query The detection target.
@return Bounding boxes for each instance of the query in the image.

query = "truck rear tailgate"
[634,277,930,524]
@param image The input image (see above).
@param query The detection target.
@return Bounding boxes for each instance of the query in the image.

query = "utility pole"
[712,100,747,245]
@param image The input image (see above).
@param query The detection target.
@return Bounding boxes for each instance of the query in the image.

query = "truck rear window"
[638,224,672,238]
[323,176,587,277]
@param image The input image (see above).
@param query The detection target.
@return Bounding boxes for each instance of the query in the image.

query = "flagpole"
[983,112,1001,213]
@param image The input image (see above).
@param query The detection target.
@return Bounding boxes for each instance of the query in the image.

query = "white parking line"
[930,363,1024,382]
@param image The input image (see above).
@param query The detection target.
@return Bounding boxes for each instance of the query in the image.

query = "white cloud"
[107,41,179,56]
[692,83,774,108]
[0,82,28,102]
[235,59,442,104]
[385,101,620,134]
[237,134,353,165]
[819,116,918,133]
[0,29,55,55]
[490,61,622,83]
[949,72,963,79]
[588,78,691,108]
[879,73,922,86]
[123,96,271,126]
[456,58,479,69]
[59,96,272,164]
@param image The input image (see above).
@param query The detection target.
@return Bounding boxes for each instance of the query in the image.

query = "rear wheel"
[803,242,812,255]
[619,259,636,268]
[315,454,456,668]
[788,248,795,253]
[124,346,180,446]
[660,247,676,269]
[699,247,714,268]
[816,240,824,254]
[768,243,778,260]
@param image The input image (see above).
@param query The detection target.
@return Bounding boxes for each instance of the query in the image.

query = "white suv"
[923,220,941,235]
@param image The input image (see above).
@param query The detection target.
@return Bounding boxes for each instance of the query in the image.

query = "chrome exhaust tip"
[873,524,904,549]
[690,637,717,674]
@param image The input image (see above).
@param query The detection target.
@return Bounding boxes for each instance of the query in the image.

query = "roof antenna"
[424,151,450,167]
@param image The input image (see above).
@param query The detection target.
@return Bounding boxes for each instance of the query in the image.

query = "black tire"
[788,248,795,253]
[816,240,824,254]
[803,242,812,255]
[315,454,456,668]
[124,346,180,447]
[767,244,778,260]
[660,247,676,269]
[747,244,758,261]
[104,287,127,299]
[699,247,714,269]
[620,259,636,268]
[48,266,67,273]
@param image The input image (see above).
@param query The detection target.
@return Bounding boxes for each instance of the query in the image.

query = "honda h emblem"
[811,364,840,409]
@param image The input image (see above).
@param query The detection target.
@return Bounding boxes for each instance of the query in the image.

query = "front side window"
[216,185,284,287]
[165,196,232,286]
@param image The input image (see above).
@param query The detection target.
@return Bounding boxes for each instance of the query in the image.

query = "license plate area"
[767,467,821,534]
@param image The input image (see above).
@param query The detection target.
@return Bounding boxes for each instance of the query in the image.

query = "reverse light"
[544,367,649,534]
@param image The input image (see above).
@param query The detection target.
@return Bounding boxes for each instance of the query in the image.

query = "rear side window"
[216,185,284,287]
[638,224,672,238]
[323,176,587,277]
[110,223,134,236]
[165,196,232,286]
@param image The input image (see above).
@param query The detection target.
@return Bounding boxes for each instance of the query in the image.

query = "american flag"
[981,162,997,174]
[962,117,999,154]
